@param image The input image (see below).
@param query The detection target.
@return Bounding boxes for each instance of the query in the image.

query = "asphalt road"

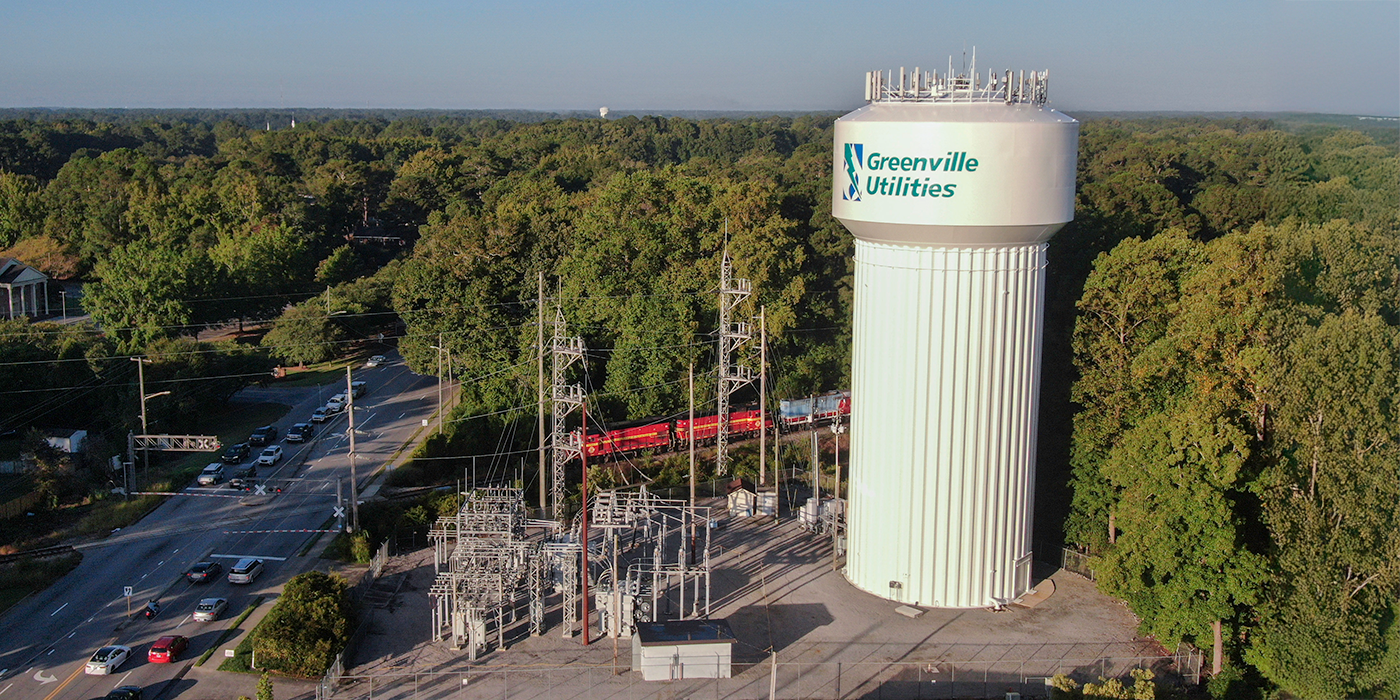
[0,353,438,700]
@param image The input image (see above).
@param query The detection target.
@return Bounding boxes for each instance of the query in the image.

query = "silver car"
[192,597,228,622]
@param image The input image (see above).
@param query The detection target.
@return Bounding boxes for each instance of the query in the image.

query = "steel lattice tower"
[715,249,754,476]
[550,310,585,520]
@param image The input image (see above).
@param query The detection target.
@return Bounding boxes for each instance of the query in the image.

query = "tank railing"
[865,66,1049,105]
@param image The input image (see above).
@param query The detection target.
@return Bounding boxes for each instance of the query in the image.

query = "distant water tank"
[832,64,1078,608]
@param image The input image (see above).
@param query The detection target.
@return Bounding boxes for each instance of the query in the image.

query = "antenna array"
[864,64,1050,105]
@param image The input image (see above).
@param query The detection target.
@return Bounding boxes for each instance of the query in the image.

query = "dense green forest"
[0,110,1396,697]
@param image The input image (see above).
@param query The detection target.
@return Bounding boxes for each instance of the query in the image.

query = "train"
[582,390,850,460]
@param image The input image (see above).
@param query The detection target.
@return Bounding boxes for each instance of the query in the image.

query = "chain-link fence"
[322,651,1199,700]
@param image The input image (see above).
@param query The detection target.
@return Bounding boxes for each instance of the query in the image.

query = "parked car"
[228,558,264,584]
[286,423,314,443]
[147,635,187,663]
[84,645,131,675]
[310,407,329,423]
[325,394,347,413]
[192,597,228,622]
[185,561,223,583]
[104,686,143,700]
[220,442,251,464]
[196,463,225,486]
[350,381,367,398]
[257,445,283,466]
[248,426,278,446]
[365,355,386,368]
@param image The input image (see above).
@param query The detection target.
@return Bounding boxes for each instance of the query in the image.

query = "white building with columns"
[0,258,49,319]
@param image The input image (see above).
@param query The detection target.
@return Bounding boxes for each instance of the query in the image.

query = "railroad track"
[0,544,77,565]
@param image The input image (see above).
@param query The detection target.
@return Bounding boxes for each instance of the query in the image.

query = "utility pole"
[688,363,696,511]
[134,356,149,488]
[346,366,360,532]
[715,246,754,476]
[759,306,767,487]
[537,272,547,514]
[832,415,846,571]
[580,403,591,646]
[434,333,444,435]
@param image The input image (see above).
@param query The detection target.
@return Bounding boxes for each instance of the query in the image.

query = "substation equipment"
[832,60,1079,608]
[428,485,714,658]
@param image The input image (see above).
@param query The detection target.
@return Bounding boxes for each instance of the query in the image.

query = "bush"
[250,572,351,678]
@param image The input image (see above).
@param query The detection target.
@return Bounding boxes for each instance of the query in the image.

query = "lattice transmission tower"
[715,248,754,476]
[550,309,586,520]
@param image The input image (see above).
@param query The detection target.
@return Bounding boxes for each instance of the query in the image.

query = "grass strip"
[196,596,263,667]
[298,516,338,557]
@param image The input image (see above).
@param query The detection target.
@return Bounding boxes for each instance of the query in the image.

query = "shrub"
[250,572,351,677]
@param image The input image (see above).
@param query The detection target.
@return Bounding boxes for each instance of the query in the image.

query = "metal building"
[832,63,1078,608]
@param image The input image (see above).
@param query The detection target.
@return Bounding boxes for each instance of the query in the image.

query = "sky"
[1,0,1397,116]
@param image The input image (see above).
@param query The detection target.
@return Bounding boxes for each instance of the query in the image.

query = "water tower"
[832,62,1078,608]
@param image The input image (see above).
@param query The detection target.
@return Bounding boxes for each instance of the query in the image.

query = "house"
[0,258,49,319]
[44,429,87,454]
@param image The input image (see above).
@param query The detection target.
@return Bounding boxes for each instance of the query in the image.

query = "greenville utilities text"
[861,150,977,199]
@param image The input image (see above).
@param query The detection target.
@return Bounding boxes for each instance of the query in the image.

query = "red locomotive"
[581,391,850,461]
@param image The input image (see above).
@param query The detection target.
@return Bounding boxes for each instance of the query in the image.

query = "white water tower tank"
[833,65,1078,608]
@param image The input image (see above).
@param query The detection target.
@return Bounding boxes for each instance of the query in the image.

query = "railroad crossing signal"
[253,484,267,495]
[333,506,346,518]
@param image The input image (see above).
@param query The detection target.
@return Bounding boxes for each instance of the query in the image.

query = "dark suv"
[286,423,314,443]
[220,443,250,464]
[248,426,278,446]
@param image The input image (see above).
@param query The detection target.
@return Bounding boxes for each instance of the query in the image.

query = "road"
[0,353,438,700]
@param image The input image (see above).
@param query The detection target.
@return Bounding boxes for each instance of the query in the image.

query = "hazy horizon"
[3,0,1397,117]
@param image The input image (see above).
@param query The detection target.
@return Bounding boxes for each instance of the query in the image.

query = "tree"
[261,301,344,367]
[82,241,214,351]
[251,572,350,677]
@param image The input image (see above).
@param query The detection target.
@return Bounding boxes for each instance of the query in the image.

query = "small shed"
[44,429,88,454]
[631,619,736,681]
[726,478,757,518]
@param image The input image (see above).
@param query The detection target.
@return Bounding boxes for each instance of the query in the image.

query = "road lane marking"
[34,669,59,684]
[0,682,12,696]
[207,554,288,561]
[49,603,67,616]
[115,672,132,686]
[67,633,75,639]
[176,614,190,628]
[156,560,164,566]
[44,651,52,656]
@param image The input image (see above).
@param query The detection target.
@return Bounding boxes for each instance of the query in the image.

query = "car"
[147,635,187,663]
[196,463,225,486]
[84,645,132,675]
[365,355,386,368]
[248,426,278,446]
[257,445,283,466]
[192,597,229,622]
[231,462,257,478]
[310,407,329,423]
[228,558,264,584]
[104,686,143,700]
[185,561,223,583]
[229,476,256,490]
[220,442,251,464]
[325,394,347,413]
[350,381,367,398]
[286,423,314,443]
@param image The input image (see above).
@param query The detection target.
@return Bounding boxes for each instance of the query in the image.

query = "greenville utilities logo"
[842,143,979,201]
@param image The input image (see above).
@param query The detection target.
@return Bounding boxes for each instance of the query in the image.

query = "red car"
[147,635,187,663]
